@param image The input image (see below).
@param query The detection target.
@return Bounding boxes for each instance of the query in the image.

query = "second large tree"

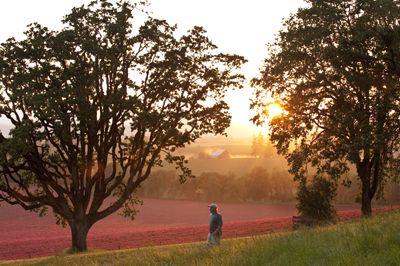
[252,0,400,216]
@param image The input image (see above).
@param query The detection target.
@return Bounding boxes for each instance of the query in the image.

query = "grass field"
[3,211,400,266]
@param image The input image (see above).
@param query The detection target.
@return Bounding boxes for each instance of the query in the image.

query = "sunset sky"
[0,0,305,140]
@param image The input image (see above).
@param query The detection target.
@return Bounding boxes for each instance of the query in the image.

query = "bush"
[296,177,337,224]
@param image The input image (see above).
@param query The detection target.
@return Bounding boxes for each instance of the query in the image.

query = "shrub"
[296,177,337,224]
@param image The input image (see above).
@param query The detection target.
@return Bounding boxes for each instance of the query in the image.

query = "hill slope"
[3,211,400,266]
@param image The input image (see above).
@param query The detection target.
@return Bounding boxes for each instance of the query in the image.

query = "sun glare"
[265,103,284,119]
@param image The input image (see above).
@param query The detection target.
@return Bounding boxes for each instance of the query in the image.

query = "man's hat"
[208,203,218,209]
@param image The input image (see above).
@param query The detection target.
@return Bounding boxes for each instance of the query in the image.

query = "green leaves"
[297,176,337,223]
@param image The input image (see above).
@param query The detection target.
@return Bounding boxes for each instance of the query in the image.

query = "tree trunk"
[358,161,373,217]
[70,221,90,252]
[361,182,372,217]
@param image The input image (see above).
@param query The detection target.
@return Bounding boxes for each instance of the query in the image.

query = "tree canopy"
[252,0,400,216]
[0,0,246,251]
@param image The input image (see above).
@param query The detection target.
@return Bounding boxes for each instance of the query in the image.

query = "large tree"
[252,0,400,216]
[0,0,245,251]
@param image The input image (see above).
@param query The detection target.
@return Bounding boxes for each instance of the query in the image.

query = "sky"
[0,0,306,141]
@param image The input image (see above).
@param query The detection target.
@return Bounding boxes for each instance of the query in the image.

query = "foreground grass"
[3,212,400,266]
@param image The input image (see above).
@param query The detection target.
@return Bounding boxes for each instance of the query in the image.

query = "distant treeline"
[138,167,296,202]
[138,167,400,205]
[336,178,400,205]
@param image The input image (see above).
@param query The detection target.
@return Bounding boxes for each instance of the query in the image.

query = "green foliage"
[6,212,400,266]
[296,177,337,223]
[119,193,143,221]
[252,0,400,216]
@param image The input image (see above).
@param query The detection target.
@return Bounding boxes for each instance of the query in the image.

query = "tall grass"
[3,211,400,266]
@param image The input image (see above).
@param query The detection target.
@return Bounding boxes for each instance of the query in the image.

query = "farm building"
[210,148,231,159]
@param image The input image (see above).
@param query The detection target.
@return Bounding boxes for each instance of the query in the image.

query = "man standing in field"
[208,203,223,247]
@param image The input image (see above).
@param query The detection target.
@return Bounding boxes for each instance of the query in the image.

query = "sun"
[265,102,284,119]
